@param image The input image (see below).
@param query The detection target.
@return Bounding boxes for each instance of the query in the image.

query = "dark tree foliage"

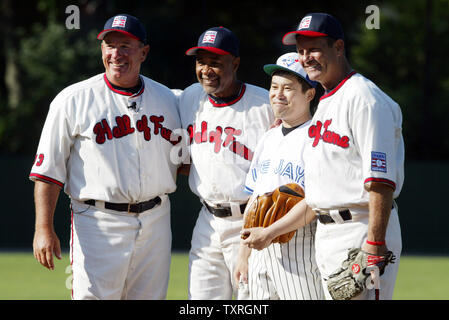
[0,0,447,160]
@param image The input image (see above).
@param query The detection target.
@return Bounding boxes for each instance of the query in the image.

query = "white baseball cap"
[263,52,318,88]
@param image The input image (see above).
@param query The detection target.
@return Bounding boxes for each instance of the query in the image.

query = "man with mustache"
[178,26,274,299]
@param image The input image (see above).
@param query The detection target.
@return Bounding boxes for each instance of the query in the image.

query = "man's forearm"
[33,180,62,270]
[367,182,394,242]
[34,180,61,230]
[265,200,316,241]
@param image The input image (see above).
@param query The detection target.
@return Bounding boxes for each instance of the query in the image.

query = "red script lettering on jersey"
[308,119,350,148]
[187,121,254,161]
[94,114,180,145]
[94,115,135,144]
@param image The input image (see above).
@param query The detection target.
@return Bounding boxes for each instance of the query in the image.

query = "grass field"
[0,252,448,300]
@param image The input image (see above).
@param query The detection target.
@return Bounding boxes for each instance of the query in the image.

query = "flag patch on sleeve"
[371,151,387,173]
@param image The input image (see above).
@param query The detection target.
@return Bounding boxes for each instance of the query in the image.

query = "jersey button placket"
[129,96,144,202]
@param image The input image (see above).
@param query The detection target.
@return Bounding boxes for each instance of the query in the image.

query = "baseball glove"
[327,248,396,300]
[241,183,305,243]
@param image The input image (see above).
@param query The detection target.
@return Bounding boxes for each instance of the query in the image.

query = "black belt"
[317,209,352,224]
[84,196,161,214]
[317,204,395,224]
[204,202,247,218]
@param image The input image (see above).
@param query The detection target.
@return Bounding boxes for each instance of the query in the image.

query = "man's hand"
[33,227,61,270]
[241,227,272,250]
[233,244,251,285]
[33,180,62,270]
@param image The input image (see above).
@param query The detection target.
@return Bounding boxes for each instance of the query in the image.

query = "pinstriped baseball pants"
[248,221,324,300]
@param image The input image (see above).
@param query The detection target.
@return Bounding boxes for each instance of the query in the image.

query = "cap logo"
[202,30,217,44]
[299,16,312,29]
[112,16,127,28]
[281,57,299,67]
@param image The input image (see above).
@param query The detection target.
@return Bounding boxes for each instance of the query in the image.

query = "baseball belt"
[84,196,161,214]
[203,202,247,218]
[316,204,395,225]
[316,209,352,224]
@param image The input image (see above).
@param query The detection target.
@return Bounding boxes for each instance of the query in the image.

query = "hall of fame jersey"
[29,73,181,203]
[244,122,310,196]
[178,83,274,205]
[303,71,405,211]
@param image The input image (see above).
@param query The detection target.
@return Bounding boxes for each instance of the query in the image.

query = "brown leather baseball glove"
[242,183,305,243]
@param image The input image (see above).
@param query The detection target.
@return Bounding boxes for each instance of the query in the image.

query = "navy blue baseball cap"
[97,14,147,44]
[282,13,344,45]
[186,26,239,57]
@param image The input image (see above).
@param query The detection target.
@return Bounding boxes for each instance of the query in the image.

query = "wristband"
[366,240,386,246]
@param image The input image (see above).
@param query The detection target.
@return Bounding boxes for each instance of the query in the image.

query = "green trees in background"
[0,0,101,153]
[352,0,449,159]
[1,0,448,159]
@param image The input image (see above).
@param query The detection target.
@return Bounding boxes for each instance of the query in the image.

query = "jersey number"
[34,154,44,167]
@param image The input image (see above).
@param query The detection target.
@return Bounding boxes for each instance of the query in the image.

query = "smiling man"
[29,14,181,300]
[178,26,274,300]
[101,34,148,87]
[242,13,405,301]
[234,52,324,300]
[287,13,405,300]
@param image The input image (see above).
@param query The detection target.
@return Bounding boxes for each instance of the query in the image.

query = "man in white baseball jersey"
[243,13,404,300]
[30,14,181,300]
[234,52,324,300]
[178,26,274,299]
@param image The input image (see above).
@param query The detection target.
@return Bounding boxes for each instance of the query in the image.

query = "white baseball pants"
[315,207,402,300]
[188,206,244,299]
[70,195,171,300]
